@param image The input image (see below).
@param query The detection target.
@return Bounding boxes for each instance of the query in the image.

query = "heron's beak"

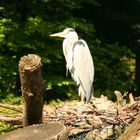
[49,32,66,38]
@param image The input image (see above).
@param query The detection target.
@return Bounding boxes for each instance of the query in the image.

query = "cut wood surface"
[0,123,69,140]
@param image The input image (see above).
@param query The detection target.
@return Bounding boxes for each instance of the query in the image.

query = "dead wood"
[44,93,140,139]
[118,113,140,140]
[0,103,22,113]
[0,116,22,125]
[0,123,69,140]
[0,91,140,139]
[19,54,45,127]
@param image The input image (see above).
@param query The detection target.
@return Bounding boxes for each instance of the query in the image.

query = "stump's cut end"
[19,54,42,72]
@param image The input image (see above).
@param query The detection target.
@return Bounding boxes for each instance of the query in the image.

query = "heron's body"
[50,28,94,103]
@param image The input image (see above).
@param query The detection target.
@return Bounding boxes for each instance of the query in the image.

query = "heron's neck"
[64,36,78,46]
[62,36,78,59]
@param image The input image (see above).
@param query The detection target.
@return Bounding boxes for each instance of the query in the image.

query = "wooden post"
[19,54,44,127]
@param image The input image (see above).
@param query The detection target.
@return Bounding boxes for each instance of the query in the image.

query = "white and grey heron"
[50,28,94,103]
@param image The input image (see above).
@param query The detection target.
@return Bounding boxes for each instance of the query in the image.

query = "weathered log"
[0,116,22,125]
[19,54,45,127]
[118,113,140,140]
[0,123,69,140]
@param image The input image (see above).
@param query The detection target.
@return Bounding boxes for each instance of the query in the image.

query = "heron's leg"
[66,64,68,76]
[78,86,85,103]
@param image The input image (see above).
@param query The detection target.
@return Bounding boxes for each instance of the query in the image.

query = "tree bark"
[19,54,45,127]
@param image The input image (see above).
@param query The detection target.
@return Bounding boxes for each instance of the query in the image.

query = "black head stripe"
[67,28,75,32]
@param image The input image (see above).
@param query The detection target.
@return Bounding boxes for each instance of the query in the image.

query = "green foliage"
[93,43,135,92]
[1,94,21,105]
[0,122,18,134]
[0,107,20,134]
[0,0,138,103]
[44,76,79,103]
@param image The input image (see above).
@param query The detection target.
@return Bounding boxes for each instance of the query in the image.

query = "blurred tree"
[82,0,139,95]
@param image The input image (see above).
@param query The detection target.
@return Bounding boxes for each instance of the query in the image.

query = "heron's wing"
[73,39,94,100]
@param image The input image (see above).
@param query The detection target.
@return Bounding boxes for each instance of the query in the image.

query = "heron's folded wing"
[73,39,94,94]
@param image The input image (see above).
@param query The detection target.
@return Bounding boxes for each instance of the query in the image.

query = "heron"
[49,28,94,103]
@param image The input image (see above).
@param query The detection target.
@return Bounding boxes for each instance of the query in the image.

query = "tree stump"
[0,123,69,140]
[19,54,45,127]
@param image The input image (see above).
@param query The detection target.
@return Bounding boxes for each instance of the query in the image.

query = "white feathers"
[50,28,94,103]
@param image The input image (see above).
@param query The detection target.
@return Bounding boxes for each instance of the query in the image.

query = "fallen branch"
[0,116,22,125]
[0,103,22,113]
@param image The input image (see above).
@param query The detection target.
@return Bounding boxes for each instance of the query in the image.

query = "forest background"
[0,0,139,104]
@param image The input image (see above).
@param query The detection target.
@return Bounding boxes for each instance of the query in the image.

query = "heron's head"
[49,28,78,39]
